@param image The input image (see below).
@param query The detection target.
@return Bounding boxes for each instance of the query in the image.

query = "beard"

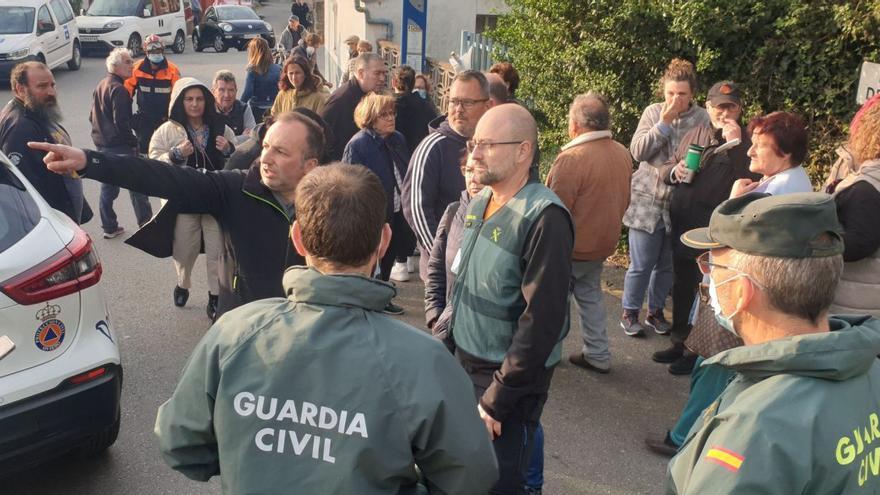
[23,92,62,122]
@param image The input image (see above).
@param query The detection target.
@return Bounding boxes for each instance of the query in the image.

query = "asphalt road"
[0,2,690,493]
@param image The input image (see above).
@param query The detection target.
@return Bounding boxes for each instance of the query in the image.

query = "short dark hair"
[10,61,46,90]
[747,111,808,165]
[294,164,387,268]
[452,70,489,99]
[486,75,509,104]
[274,111,325,161]
[489,62,520,97]
[394,65,416,92]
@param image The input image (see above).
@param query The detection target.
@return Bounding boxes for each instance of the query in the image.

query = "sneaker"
[390,262,410,282]
[206,293,219,321]
[173,286,189,307]
[668,352,698,375]
[652,343,684,363]
[620,311,645,337]
[382,301,405,315]
[102,226,125,239]
[406,256,416,273]
[645,310,671,335]
[569,351,610,374]
[645,431,679,457]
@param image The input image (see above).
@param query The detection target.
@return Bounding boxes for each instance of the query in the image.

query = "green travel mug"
[682,144,705,183]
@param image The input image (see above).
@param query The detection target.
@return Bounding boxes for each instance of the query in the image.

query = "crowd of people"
[2,9,880,494]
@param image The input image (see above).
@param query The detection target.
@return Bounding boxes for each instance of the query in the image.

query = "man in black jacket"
[321,52,386,161]
[91,48,154,239]
[290,0,311,30]
[30,111,324,319]
[393,65,438,155]
[0,61,83,223]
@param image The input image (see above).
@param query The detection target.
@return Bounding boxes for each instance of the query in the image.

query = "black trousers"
[378,210,416,281]
[671,252,702,345]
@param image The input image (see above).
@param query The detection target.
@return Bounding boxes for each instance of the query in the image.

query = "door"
[35,4,62,67]
[48,0,74,64]
[153,0,183,43]
[138,0,161,47]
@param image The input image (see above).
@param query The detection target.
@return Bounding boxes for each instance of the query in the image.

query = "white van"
[0,0,82,81]
[77,0,187,56]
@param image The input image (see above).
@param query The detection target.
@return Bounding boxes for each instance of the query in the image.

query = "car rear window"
[0,167,40,254]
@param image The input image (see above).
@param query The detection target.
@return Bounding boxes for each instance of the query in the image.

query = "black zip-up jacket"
[320,78,365,161]
[395,91,438,155]
[81,150,303,317]
[90,73,138,149]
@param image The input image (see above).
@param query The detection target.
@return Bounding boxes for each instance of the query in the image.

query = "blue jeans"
[525,423,544,489]
[622,221,673,313]
[98,146,153,232]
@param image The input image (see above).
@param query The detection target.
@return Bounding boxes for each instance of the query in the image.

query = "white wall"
[425,0,508,60]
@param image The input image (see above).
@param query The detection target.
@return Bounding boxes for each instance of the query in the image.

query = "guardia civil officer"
[667,192,880,494]
[154,164,498,493]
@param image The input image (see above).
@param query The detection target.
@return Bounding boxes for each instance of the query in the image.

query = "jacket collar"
[283,266,395,311]
[560,130,612,151]
[241,165,289,215]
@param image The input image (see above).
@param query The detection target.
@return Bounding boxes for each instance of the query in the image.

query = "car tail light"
[0,228,102,305]
[68,366,108,386]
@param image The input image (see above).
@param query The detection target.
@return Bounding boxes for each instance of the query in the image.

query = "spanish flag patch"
[705,446,744,472]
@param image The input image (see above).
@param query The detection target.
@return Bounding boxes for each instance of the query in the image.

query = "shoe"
[390,262,410,282]
[645,310,671,335]
[102,226,125,239]
[406,256,416,273]
[173,286,189,307]
[569,351,610,374]
[652,342,684,363]
[620,310,645,337]
[668,352,698,375]
[383,301,405,315]
[645,431,678,457]
[206,293,219,321]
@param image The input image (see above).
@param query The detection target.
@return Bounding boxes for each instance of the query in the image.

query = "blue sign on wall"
[401,0,427,73]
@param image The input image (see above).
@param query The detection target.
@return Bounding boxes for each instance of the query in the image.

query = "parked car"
[0,0,81,83]
[76,0,187,56]
[0,152,121,473]
[192,4,273,53]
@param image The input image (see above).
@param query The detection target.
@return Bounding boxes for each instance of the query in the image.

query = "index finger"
[27,141,57,153]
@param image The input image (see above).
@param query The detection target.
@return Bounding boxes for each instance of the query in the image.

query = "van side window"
[153,0,168,17]
[142,1,154,18]
[167,0,180,13]
[36,5,53,33]
[49,0,73,25]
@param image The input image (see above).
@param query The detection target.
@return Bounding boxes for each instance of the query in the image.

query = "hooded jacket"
[155,267,498,494]
[667,316,880,494]
[402,115,467,253]
[395,91,438,155]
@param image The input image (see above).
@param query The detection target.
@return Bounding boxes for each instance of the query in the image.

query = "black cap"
[681,192,844,258]
[707,81,742,106]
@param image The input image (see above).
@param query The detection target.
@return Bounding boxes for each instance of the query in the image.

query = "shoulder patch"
[705,446,744,472]
[7,152,22,166]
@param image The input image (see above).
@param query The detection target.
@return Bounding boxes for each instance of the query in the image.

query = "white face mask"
[306,46,315,56]
[708,274,743,336]
[414,89,427,99]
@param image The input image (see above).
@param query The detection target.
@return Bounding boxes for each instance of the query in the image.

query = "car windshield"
[0,7,35,34]
[217,6,258,20]
[0,166,40,254]
[86,0,139,17]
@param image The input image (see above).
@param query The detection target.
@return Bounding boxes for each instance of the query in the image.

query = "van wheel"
[75,411,120,458]
[128,33,142,57]
[213,34,227,53]
[67,42,82,70]
[171,30,185,54]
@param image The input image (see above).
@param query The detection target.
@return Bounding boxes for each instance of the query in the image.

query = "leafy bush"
[491,0,880,185]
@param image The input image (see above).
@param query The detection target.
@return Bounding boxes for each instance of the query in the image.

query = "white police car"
[0,0,82,83]
[0,151,121,472]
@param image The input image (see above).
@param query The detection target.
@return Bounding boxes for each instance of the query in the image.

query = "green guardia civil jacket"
[155,267,498,494]
[667,315,880,494]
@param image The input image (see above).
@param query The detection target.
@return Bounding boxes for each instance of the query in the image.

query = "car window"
[49,0,74,25]
[217,6,258,20]
[85,0,140,17]
[0,167,41,255]
[167,0,180,13]
[0,7,35,35]
[36,5,54,33]
[205,7,215,19]
[153,0,168,16]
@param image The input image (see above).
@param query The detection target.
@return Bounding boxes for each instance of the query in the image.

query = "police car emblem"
[34,303,65,352]
[7,152,22,166]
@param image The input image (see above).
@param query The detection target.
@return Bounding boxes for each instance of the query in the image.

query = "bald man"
[450,104,573,494]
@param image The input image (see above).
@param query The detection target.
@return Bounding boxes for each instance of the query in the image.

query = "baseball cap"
[143,34,163,52]
[681,192,844,258]
[707,81,741,106]
[288,14,300,22]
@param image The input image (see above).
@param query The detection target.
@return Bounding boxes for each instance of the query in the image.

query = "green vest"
[451,182,570,366]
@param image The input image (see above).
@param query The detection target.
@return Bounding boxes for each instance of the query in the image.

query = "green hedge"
[491,0,880,186]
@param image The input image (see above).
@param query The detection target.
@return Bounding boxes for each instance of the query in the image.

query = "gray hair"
[733,247,844,324]
[452,70,489,99]
[355,52,384,72]
[105,47,132,73]
[569,92,610,131]
[213,69,237,87]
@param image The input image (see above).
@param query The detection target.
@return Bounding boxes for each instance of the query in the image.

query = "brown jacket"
[546,131,632,261]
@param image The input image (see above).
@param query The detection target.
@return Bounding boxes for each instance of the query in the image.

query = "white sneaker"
[390,262,410,282]
[406,256,416,273]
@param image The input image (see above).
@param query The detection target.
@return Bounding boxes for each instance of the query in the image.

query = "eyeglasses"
[695,252,764,288]
[466,140,522,154]
[449,98,489,109]
[378,111,395,119]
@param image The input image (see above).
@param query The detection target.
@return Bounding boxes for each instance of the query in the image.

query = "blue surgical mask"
[708,274,742,335]
[414,89,427,99]
[147,54,165,64]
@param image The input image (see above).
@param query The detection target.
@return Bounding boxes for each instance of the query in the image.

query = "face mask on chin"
[147,54,165,64]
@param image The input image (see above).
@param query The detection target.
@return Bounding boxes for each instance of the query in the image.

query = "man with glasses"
[667,192,880,494]
[403,70,491,282]
[321,53,387,161]
[90,47,154,239]
[451,103,573,494]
